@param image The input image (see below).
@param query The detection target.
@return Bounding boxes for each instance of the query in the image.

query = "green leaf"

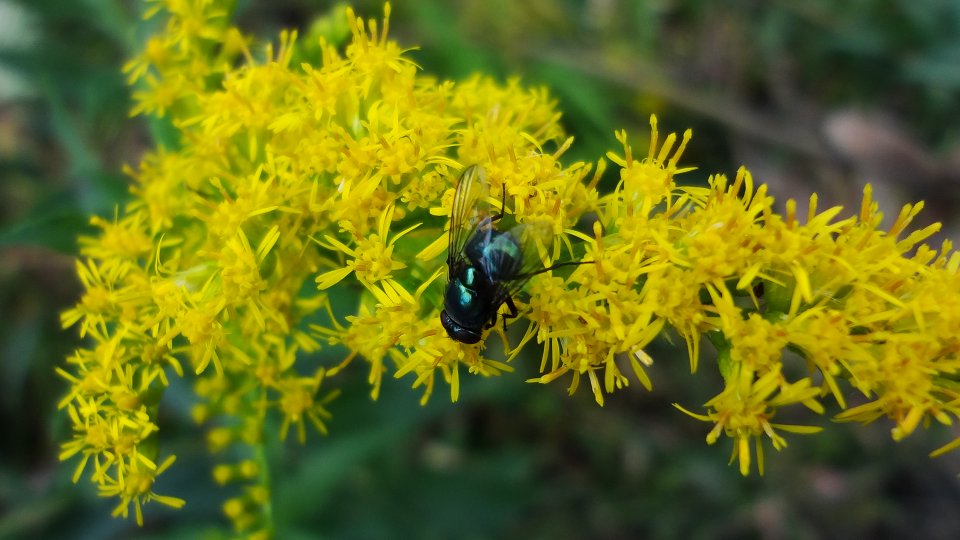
[0,209,90,254]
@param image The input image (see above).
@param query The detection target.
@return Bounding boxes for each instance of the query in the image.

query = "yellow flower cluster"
[59,0,960,531]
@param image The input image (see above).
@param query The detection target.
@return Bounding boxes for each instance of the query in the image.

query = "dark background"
[3,0,960,538]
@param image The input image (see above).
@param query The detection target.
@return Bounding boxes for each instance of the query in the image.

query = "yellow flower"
[605,121,694,210]
[61,0,960,532]
[98,455,184,526]
[676,365,823,476]
[275,371,337,443]
[314,203,418,300]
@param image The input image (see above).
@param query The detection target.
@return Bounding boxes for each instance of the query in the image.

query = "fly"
[440,165,583,344]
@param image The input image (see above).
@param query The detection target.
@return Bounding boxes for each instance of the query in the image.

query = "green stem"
[256,389,275,537]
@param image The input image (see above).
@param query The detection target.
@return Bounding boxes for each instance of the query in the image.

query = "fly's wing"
[509,220,557,277]
[447,165,495,273]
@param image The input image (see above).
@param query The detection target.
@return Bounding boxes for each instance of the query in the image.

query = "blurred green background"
[3,0,960,538]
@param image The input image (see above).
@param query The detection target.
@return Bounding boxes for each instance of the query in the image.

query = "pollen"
[353,234,401,282]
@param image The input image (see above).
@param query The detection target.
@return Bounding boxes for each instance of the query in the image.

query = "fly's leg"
[497,183,507,220]
[497,295,519,352]
[503,295,519,324]
[486,295,519,352]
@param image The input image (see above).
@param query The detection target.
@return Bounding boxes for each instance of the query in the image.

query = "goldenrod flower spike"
[60,0,960,531]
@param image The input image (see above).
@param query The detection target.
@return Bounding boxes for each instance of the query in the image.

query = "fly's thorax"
[465,229,524,282]
[443,264,491,329]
